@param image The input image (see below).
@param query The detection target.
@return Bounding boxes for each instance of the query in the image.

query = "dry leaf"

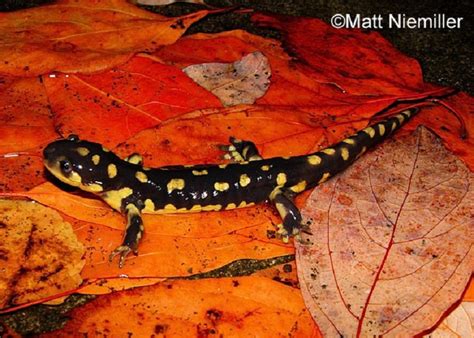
[0,200,84,310]
[183,51,271,106]
[297,127,473,337]
[41,277,321,337]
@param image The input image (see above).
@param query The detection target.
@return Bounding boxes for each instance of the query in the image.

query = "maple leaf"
[297,127,473,337]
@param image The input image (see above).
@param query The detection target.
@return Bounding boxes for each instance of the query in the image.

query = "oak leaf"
[183,51,271,106]
[0,0,209,76]
[0,200,84,310]
[297,127,473,337]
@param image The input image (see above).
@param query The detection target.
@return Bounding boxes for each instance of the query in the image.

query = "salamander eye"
[59,160,72,174]
[67,134,79,142]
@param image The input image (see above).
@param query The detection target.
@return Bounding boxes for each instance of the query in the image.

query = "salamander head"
[43,134,117,193]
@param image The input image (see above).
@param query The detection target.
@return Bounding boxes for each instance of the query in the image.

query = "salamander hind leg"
[219,137,262,162]
[270,187,303,243]
[109,204,144,268]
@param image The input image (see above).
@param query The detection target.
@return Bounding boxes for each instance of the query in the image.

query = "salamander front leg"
[219,137,263,162]
[269,188,302,243]
[109,204,144,268]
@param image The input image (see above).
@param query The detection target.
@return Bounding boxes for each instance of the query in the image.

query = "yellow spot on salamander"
[190,205,202,212]
[378,124,386,136]
[92,154,100,165]
[84,183,103,193]
[275,202,287,218]
[107,164,117,179]
[102,146,110,152]
[318,172,330,184]
[396,114,405,123]
[364,127,375,138]
[164,204,177,211]
[403,109,411,117]
[202,204,222,211]
[144,199,155,212]
[69,172,82,184]
[167,178,185,193]
[214,182,230,192]
[391,121,397,131]
[358,146,367,157]
[102,187,133,211]
[238,201,255,208]
[277,173,287,186]
[239,174,251,187]
[218,164,227,169]
[226,203,237,210]
[290,180,307,193]
[341,147,349,161]
[192,169,208,176]
[307,155,321,165]
[135,171,148,183]
[343,138,355,145]
[322,148,336,156]
[261,165,270,171]
[77,147,90,156]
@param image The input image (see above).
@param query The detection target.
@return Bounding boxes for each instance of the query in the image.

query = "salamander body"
[43,108,417,267]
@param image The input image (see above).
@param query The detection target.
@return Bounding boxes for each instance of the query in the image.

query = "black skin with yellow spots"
[43,109,417,267]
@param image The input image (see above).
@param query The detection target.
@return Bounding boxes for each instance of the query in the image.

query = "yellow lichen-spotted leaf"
[42,277,321,337]
[0,200,84,310]
[426,302,474,338]
[0,0,209,76]
[297,127,473,337]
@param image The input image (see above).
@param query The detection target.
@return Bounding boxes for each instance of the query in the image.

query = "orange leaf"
[0,0,209,76]
[0,200,84,310]
[297,127,473,336]
[0,77,57,154]
[22,184,292,278]
[43,55,221,147]
[41,277,321,337]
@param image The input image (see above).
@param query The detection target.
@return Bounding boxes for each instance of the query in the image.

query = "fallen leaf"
[297,127,473,337]
[0,77,56,154]
[41,277,321,337]
[43,55,221,148]
[0,200,84,310]
[0,0,209,76]
[21,185,291,279]
[426,302,474,337]
[183,51,271,106]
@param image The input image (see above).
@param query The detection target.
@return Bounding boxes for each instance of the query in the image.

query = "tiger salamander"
[43,108,417,267]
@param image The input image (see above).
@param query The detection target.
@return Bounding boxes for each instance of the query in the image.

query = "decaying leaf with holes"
[297,126,473,337]
[0,200,84,310]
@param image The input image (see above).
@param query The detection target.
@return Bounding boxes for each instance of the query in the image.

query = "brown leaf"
[297,127,473,337]
[183,51,271,106]
[0,200,84,310]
